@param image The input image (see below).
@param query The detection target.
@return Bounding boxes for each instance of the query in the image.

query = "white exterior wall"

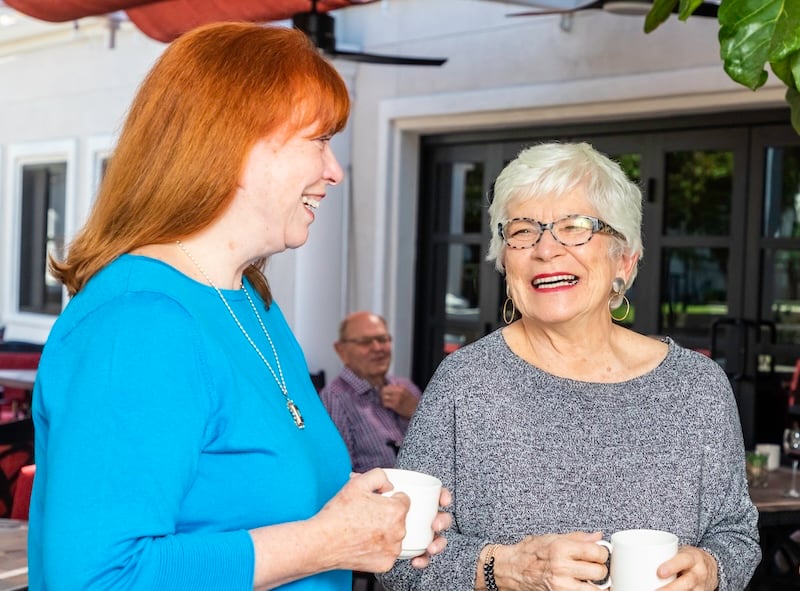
[0,0,788,382]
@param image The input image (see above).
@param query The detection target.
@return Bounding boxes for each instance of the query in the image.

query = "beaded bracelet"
[483,544,499,591]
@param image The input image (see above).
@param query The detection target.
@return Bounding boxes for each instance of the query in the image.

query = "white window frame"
[2,140,77,341]
[82,134,114,221]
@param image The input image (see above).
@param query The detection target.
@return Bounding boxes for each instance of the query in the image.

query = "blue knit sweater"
[29,254,352,591]
[379,330,760,591]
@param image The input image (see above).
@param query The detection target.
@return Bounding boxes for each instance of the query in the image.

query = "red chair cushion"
[10,464,34,520]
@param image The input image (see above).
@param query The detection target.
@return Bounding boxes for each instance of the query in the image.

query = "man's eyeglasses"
[340,334,393,347]
[498,214,623,249]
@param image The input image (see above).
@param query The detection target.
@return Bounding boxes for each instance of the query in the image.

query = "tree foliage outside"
[645,0,800,133]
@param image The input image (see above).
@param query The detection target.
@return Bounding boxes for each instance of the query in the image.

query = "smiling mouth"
[533,274,578,289]
[302,196,320,210]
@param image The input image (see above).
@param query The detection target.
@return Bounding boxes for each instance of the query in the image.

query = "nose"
[324,144,344,186]
[532,227,563,258]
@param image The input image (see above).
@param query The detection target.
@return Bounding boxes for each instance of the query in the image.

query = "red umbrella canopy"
[4,0,373,43]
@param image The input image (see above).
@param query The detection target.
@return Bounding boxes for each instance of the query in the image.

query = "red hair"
[52,22,350,303]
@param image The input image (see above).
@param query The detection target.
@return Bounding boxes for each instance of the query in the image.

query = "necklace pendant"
[287,399,304,429]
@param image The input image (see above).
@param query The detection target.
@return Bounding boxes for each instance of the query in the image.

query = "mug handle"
[590,540,612,589]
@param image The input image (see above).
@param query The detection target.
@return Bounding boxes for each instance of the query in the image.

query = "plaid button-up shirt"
[320,366,422,473]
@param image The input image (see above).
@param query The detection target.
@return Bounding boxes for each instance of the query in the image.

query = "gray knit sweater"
[378,330,760,591]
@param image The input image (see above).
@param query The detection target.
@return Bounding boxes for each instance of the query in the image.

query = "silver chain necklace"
[176,240,304,429]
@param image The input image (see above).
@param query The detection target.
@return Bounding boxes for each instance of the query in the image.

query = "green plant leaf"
[718,0,782,90]
[771,57,793,87]
[644,0,679,33]
[647,0,800,135]
[766,0,800,132]
[768,1,800,63]
[645,0,716,31]
[678,0,707,20]
[787,86,800,134]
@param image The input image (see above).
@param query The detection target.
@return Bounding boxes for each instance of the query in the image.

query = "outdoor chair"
[0,352,40,420]
[0,419,34,518]
[10,464,34,521]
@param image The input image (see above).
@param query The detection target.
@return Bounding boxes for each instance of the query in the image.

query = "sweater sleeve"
[32,293,255,591]
[694,362,761,591]
[378,357,488,591]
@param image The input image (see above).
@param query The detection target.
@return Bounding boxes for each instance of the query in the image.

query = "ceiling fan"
[292,0,447,66]
[507,0,720,18]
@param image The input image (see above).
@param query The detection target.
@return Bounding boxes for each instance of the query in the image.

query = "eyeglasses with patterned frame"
[498,214,623,249]
[340,334,393,347]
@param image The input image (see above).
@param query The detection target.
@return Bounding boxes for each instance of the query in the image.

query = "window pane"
[664,150,733,236]
[660,247,729,337]
[444,244,480,320]
[19,162,65,315]
[433,162,484,234]
[763,146,800,238]
[614,153,641,185]
[443,326,484,355]
[443,244,481,354]
[763,249,800,345]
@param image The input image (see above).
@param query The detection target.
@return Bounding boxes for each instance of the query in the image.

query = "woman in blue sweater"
[29,23,450,591]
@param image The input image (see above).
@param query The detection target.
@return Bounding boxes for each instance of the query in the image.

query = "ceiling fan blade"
[330,49,446,66]
[295,0,446,67]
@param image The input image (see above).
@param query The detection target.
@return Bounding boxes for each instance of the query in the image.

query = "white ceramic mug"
[755,443,781,471]
[382,468,442,559]
[593,529,679,591]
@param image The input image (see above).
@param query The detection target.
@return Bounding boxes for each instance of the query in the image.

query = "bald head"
[335,311,392,385]
[338,311,387,340]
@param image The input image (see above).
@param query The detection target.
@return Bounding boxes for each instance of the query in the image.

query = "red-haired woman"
[30,23,449,591]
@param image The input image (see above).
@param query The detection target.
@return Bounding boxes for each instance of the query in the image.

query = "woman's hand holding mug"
[592,529,679,591]
[381,468,451,565]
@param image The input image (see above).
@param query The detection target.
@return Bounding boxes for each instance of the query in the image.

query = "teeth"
[302,196,319,209]
[533,274,578,288]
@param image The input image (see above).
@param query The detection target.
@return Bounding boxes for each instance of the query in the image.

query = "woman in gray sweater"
[379,142,759,591]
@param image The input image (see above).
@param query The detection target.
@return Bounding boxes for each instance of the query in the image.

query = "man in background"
[320,311,421,473]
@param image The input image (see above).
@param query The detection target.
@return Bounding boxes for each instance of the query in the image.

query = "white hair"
[486,141,643,288]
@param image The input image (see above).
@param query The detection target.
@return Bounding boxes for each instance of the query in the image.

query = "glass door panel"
[660,247,729,338]
[654,132,748,351]
[414,144,505,387]
[762,249,800,346]
[762,146,800,239]
[753,134,800,376]
[431,162,484,234]
[663,150,733,236]
[443,243,482,354]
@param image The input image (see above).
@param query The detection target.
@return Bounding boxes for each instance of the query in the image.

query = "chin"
[285,233,311,250]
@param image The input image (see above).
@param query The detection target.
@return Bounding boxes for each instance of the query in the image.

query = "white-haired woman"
[380,142,759,591]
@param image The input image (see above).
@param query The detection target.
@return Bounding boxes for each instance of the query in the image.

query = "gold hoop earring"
[611,296,631,322]
[503,297,516,325]
[503,282,516,324]
[609,276,630,322]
